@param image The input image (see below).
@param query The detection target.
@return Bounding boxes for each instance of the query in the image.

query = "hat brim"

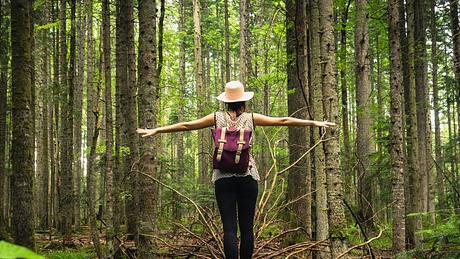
[216,92,254,103]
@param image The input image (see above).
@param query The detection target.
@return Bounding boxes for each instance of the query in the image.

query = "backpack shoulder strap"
[214,112,216,129]
[251,112,255,130]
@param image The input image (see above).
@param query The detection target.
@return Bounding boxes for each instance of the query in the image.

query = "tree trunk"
[87,84,104,259]
[340,0,352,204]
[388,0,406,252]
[239,0,248,85]
[174,0,186,224]
[355,0,374,230]
[286,0,311,244]
[102,0,114,254]
[310,0,329,255]
[224,0,230,82]
[432,0,445,212]
[117,0,139,239]
[0,0,9,238]
[193,0,207,185]
[74,0,85,230]
[318,0,348,256]
[38,21,51,231]
[138,0,158,255]
[58,0,74,238]
[11,0,35,248]
[449,0,460,183]
[406,0,422,246]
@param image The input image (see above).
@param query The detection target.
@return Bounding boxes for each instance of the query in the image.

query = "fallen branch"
[335,229,384,259]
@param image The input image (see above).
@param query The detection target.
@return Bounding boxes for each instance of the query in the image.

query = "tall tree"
[432,0,445,212]
[286,0,311,243]
[117,0,139,239]
[406,0,422,246]
[310,0,328,252]
[239,0,248,84]
[0,0,9,238]
[449,0,460,162]
[224,0,230,82]
[388,0,406,253]
[74,0,85,230]
[414,0,429,215]
[102,0,114,254]
[355,0,374,230]
[58,0,74,238]
[11,0,35,248]
[138,0,158,255]
[174,0,186,223]
[318,0,348,256]
[340,0,352,202]
[193,0,207,184]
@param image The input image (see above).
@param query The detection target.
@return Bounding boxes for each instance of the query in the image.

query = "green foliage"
[43,249,95,259]
[0,241,44,259]
[399,213,460,258]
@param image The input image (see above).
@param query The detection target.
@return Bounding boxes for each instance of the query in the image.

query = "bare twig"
[335,229,384,259]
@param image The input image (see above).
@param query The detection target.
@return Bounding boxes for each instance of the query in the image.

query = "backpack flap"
[211,127,252,174]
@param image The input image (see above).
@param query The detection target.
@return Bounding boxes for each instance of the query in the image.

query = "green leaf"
[36,21,59,31]
[0,241,44,259]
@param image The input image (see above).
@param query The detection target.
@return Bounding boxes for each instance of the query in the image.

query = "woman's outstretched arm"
[253,113,336,127]
[137,113,215,137]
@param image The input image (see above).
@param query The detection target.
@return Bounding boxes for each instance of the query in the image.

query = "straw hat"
[216,81,254,103]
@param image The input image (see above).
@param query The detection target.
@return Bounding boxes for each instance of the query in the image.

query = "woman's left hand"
[136,128,158,137]
[315,121,336,128]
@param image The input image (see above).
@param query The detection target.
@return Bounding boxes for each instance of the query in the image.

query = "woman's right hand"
[136,128,158,138]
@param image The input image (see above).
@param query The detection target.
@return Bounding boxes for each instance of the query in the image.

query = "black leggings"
[215,176,258,259]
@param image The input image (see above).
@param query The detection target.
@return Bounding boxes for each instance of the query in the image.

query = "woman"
[137,81,335,259]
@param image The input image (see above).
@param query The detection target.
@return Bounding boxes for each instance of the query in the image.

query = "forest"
[0,0,460,258]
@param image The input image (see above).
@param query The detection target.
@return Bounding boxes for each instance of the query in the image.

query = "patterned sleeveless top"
[212,111,260,183]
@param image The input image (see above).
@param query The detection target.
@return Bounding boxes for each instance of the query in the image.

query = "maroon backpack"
[211,126,252,174]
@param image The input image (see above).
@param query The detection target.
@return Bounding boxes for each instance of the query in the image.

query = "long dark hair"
[226,101,246,116]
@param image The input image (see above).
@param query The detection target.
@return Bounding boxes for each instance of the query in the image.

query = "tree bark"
[0,0,9,238]
[406,0,422,246]
[74,0,85,230]
[138,0,158,255]
[239,0,248,85]
[11,0,35,248]
[432,0,445,212]
[310,0,329,255]
[318,0,348,256]
[58,0,74,238]
[388,0,406,252]
[355,0,374,230]
[102,0,114,254]
[286,0,311,244]
[193,0,207,185]
[224,0,230,82]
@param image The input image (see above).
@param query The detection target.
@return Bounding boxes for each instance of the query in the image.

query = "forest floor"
[35,226,394,258]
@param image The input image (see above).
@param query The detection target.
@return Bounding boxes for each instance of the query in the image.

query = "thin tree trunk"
[193,0,207,185]
[0,0,9,238]
[138,0,158,255]
[310,0,328,256]
[388,0,406,252]
[87,84,104,259]
[74,0,85,230]
[224,0,230,82]
[239,0,248,85]
[286,0,311,244]
[406,0,422,246]
[432,0,445,212]
[102,0,114,254]
[174,0,186,224]
[11,0,35,248]
[318,0,348,256]
[355,0,374,230]
[449,0,460,184]
[59,0,74,239]
[340,0,352,204]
